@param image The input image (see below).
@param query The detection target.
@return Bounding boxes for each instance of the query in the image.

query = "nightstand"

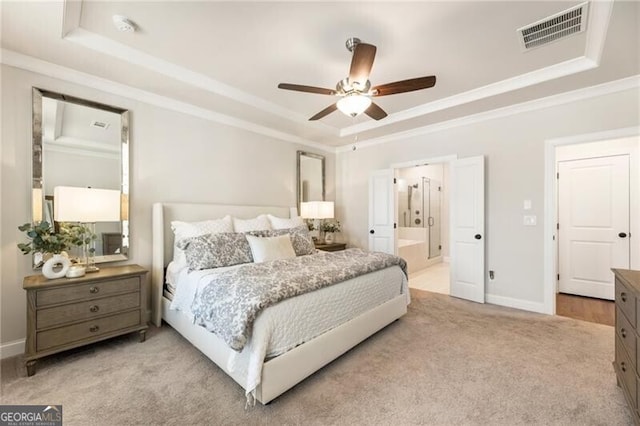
[23,264,148,376]
[315,242,347,252]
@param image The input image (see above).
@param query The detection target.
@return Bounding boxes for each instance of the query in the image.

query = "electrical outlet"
[523,215,537,226]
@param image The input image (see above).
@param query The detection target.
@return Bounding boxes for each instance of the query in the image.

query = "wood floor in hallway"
[556,293,614,326]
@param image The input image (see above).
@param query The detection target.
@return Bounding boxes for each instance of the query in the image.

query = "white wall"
[0,64,335,348]
[337,88,640,308]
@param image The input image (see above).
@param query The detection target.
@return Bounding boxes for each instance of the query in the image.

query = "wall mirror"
[32,88,129,267]
[296,151,325,212]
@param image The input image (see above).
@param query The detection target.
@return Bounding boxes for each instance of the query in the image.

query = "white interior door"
[558,155,630,300]
[450,156,485,303]
[368,169,396,255]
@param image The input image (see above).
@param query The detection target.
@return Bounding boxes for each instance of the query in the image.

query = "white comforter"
[169,257,409,399]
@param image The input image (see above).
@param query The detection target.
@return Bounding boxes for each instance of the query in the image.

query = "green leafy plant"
[321,220,342,233]
[17,222,96,256]
[17,222,68,255]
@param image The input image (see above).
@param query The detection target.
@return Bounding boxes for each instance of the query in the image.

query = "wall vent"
[517,2,589,51]
[90,120,110,130]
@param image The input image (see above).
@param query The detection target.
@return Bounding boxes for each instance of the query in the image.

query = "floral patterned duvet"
[190,248,407,352]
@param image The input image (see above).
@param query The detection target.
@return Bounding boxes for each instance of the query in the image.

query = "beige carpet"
[1,290,632,425]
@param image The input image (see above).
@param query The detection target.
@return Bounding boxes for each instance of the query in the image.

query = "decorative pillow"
[267,214,304,230]
[171,216,234,267]
[232,215,272,232]
[177,232,253,271]
[269,226,315,256]
[246,234,296,263]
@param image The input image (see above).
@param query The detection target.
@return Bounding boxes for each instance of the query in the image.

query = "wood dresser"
[613,268,640,424]
[23,264,148,376]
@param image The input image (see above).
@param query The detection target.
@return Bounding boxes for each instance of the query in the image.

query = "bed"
[151,202,409,404]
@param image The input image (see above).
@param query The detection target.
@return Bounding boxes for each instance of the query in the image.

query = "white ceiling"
[1,1,638,149]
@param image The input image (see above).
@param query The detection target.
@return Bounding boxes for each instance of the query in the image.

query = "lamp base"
[85,265,100,273]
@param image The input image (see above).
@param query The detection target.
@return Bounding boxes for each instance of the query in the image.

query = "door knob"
[474,234,482,240]
[369,229,375,234]
[619,232,628,238]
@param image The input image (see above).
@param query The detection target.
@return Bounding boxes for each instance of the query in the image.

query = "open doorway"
[370,155,485,303]
[396,163,450,295]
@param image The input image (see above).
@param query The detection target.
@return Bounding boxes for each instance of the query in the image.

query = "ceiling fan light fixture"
[337,94,371,118]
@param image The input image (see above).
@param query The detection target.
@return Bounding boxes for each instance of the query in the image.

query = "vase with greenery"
[18,222,95,279]
[321,220,341,243]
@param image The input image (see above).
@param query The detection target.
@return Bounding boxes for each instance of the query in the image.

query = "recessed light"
[112,15,136,33]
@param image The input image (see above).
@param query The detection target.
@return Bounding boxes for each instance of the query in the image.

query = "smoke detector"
[112,15,136,33]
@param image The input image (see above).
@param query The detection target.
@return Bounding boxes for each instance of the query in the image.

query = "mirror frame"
[32,87,130,267]
[296,150,325,213]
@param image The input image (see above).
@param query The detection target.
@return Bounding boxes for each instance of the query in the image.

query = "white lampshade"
[337,94,372,117]
[300,201,334,219]
[54,186,121,222]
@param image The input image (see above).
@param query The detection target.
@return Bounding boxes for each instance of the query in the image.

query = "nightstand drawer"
[37,292,140,329]
[617,307,637,368]
[36,277,139,307]
[37,310,141,352]
[617,278,637,327]
[616,335,638,409]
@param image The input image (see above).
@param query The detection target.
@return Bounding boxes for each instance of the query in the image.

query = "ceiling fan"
[278,37,436,121]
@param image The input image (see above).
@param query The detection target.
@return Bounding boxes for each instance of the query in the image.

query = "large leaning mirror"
[32,88,129,268]
[296,151,325,212]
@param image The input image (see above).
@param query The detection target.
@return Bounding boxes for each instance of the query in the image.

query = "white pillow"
[267,214,304,230]
[246,234,296,263]
[233,214,272,232]
[170,216,233,267]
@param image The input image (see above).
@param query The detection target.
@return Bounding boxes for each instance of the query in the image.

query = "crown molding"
[339,0,614,137]
[584,0,614,64]
[336,74,640,153]
[1,49,336,154]
[45,135,120,160]
[62,27,338,136]
[340,57,597,137]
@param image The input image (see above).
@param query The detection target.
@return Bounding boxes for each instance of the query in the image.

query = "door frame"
[390,154,458,273]
[544,126,640,315]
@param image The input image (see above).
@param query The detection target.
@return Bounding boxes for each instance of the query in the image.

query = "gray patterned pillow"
[177,232,253,271]
[247,226,315,256]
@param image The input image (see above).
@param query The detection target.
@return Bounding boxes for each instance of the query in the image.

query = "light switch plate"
[523,199,532,210]
[523,215,537,226]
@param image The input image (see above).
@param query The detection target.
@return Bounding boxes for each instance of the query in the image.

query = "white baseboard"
[486,294,550,315]
[442,256,450,263]
[1,339,25,359]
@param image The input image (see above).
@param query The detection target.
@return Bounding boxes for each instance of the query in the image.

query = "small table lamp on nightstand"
[54,186,121,273]
[300,201,334,244]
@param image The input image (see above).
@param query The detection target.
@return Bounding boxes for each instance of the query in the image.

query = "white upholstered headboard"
[151,202,294,326]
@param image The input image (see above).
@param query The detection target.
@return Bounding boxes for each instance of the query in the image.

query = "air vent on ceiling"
[90,120,110,130]
[517,2,589,51]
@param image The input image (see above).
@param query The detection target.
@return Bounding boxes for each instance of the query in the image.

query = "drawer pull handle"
[89,305,99,313]
[621,292,627,302]
[89,325,100,333]
[89,286,99,294]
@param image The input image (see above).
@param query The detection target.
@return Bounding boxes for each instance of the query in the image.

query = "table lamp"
[54,186,121,272]
[300,201,334,243]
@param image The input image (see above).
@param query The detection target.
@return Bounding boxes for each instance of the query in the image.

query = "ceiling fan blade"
[372,76,436,97]
[349,43,377,85]
[278,83,336,96]
[309,103,338,121]
[364,102,387,121]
